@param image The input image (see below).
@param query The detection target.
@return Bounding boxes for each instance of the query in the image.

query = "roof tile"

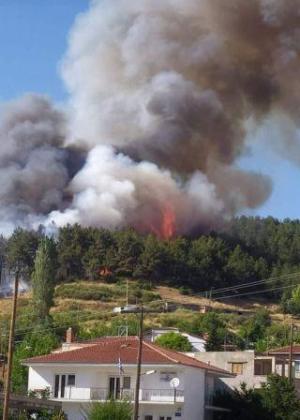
[23,336,231,376]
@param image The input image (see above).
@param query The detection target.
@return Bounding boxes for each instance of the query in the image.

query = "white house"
[144,328,207,352]
[23,333,233,420]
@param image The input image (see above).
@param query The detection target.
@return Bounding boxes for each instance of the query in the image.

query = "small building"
[194,350,274,390]
[144,328,207,352]
[267,345,300,395]
[23,332,233,420]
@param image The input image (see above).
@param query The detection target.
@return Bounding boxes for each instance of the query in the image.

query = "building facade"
[24,334,232,420]
[194,350,274,390]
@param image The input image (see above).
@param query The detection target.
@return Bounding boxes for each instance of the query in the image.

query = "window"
[123,376,131,389]
[159,417,172,420]
[145,416,153,420]
[254,359,272,376]
[231,363,244,375]
[67,375,76,386]
[109,377,121,399]
[54,374,76,398]
[54,375,60,398]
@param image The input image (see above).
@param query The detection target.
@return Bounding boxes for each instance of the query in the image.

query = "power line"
[199,271,300,297]
[213,282,300,301]
[208,272,300,296]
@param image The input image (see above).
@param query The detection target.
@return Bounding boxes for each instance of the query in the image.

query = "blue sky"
[0,0,299,220]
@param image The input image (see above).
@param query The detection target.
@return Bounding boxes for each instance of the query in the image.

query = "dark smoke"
[0,95,83,234]
[2,0,300,235]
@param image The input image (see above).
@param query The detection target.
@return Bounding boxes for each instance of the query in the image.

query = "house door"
[109,377,121,399]
[54,374,66,398]
[54,374,75,398]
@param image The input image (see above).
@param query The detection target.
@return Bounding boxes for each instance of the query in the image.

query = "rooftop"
[23,336,232,376]
[268,345,300,355]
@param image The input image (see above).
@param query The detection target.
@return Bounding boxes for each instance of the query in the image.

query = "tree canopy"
[155,332,192,352]
[214,375,300,420]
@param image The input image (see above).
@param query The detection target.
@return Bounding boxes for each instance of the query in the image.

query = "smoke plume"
[2,0,300,236]
[0,95,83,235]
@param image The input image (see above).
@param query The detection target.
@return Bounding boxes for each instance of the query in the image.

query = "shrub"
[55,284,115,301]
[155,332,192,352]
[88,400,132,420]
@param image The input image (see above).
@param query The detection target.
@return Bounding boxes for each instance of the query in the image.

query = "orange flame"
[148,206,176,239]
[161,206,176,239]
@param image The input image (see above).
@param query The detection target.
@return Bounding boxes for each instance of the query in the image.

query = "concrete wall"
[195,351,271,390]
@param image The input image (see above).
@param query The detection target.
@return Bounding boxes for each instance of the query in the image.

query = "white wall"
[28,364,206,420]
[28,366,55,391]
[183,367,205,420]
[182,333,206,352]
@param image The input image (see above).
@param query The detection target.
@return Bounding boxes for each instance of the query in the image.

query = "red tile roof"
[268,345,300,354]
[23,336,232,376]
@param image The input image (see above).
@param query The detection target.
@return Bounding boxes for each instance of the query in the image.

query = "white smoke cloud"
[2,0,300,236]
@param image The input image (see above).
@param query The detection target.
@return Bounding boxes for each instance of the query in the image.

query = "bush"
[55,284,116,301]
[88,400,132,420]
[155,332,192,351]
[214,375,300,420]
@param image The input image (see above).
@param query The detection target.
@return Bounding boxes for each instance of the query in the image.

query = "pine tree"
[31,238,57,321]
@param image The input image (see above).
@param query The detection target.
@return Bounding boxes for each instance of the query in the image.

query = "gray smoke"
[0,95,80,235]
[2,0,300,235]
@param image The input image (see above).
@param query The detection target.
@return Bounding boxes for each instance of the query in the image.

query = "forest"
[2,215,300,294]
[2,216,300,396]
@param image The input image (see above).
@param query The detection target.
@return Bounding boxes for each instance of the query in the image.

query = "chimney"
[66,327,75,344]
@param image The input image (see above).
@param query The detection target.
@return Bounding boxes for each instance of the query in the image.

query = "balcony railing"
[51,387,184,403]
[141,389,184,403]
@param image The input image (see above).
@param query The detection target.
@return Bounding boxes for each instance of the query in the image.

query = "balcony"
[51,387,184,404]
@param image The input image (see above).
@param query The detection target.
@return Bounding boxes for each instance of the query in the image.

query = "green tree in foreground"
[214,375,300,420]
[12,330,59,393]
[155,332,192,352]
[261,374,300,419]
[32,237,57,321]
[88,400,132,420]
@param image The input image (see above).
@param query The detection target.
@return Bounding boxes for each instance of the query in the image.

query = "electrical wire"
[213,282,300,301]
[199,271,300,297]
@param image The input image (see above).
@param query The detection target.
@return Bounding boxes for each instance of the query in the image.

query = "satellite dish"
[170,377,180,389]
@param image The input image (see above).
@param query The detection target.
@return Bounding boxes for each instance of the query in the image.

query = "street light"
[141,370,156,376]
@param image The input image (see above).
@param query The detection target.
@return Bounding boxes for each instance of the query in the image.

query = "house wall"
[184,367,205,420]
[195,351,270,390]
[182,334,206,352]
[28,366,56,391]
[28,364,206,420]
[61,403,86,420]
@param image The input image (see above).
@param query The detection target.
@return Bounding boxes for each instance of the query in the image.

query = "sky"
[0,0,299,221]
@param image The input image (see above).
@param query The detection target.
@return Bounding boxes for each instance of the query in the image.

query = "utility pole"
[133,305,144,420]
[224,332,227,351]
[3,271,19,420]
[288,323,294,382]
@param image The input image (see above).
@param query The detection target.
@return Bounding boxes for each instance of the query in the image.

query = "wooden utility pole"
[288,323,294,382]
[133,305,144,420]
[3,271,19,420]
